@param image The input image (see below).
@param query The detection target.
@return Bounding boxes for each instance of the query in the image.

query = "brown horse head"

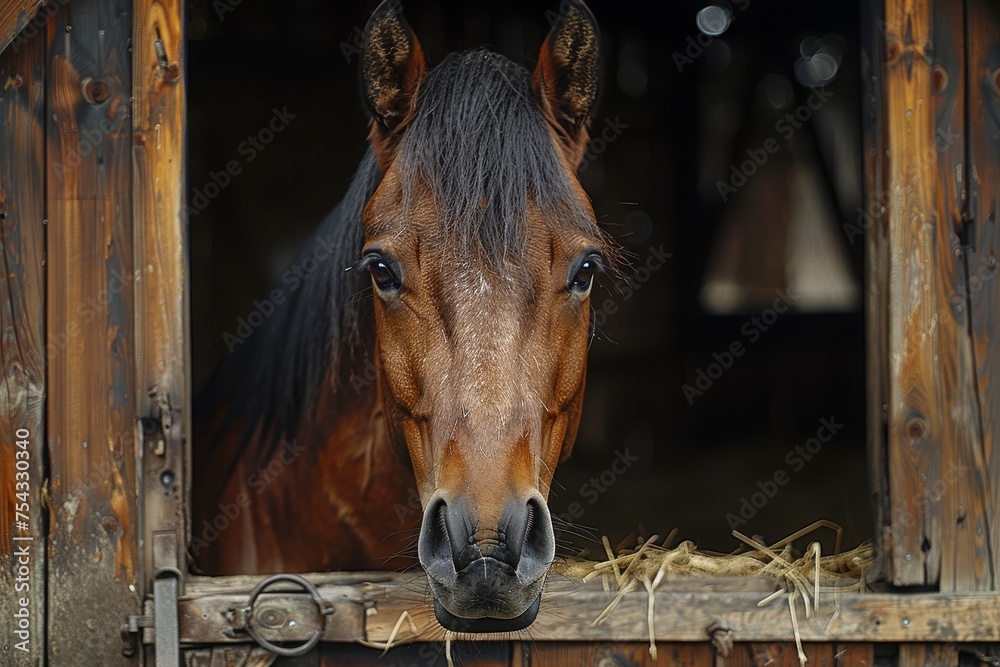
[359,0,607,632]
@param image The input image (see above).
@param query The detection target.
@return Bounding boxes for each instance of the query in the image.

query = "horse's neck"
[252,375,419,571]
[195,366,420,574]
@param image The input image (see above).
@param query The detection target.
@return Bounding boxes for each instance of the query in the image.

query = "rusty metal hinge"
[121,605,152,657]
[122,533,182,666]
[121,575,179,665]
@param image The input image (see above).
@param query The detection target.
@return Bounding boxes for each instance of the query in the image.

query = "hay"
[368,520,873,667]
[550,520,873,667]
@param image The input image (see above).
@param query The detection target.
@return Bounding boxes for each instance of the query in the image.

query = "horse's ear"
[360,0,426,165]
[533,0,600,162]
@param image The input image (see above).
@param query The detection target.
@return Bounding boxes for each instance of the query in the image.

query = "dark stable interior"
[188,0,870,562]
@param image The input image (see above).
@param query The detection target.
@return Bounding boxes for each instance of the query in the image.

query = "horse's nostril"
[419,494,554,580]
[419,497,454,572]
[420,496,482,573]
[514,496,555,581]
[522,497,548,557]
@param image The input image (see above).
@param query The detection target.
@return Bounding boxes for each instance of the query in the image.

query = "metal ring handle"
[244,573,334,657]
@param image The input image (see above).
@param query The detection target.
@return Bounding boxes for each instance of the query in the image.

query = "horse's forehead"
[366,176,570,259]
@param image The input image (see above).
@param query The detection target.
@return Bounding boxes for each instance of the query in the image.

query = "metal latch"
[225,573,334,657]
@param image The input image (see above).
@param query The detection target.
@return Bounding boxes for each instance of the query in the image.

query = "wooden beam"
[898,643,958,667]
[964,0,1000,591]
[879,0,992,588]
[833,643,875,666]
[44,0,140,663]
[183,646,275,666]
[131,0,189,595]
[726,643,832,667]
[174,573,1000,646]
[318,643,511,666]
[0,26,47,667]
[881,0,942,587]
[512,641,714,666]
[930,0,994,593]
[0,0,44,57]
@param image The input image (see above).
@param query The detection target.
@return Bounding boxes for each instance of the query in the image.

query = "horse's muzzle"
[417,492,554,632]
[433,593,541,633]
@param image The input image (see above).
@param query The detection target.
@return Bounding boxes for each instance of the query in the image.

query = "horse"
[193,0,613,633]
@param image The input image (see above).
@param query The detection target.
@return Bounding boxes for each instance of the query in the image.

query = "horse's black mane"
[398,48,597,268]
[196,47,603,466]
[195,147,378,467]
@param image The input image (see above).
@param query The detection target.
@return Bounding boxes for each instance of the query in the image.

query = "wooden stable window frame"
[0,0,997,664]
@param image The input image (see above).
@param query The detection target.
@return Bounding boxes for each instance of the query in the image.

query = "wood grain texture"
[44,0,140,663]
[725,642,833,667]
[0,28,46,667]
[0,0,43,57]
[867,0,998,592]
[319,643,509,666]
[833,643,874,666]
[183,646,277,666]
[880,0,991,588]
[965,0,1000,593]
[897,642,958,667]
[930,0,995,593]
[131,0,189,594]
[882,0,941,586]
[512,641,713,666]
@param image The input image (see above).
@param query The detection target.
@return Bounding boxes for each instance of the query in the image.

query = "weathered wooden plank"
[897,642,958,667]
[318,643,508,666]
[513,641,713,666]
[45,0,140,663]
[366,588,1000,645]
[883,0,954,587]
[175,573,1000,644]
[833,643,874,666]
[726,642,833,667]
[0,0,43,57]
[882,0,939,586]
[132,0,189,613]
[0,29,46,667]
[965,0,1000,592]
[930,0,995,593]
[183,646,276,667]
[862,0,892,584]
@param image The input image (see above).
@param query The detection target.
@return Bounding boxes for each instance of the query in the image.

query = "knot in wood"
[906,417,927,441]
[83,78,110,104]
[165,63,182,83]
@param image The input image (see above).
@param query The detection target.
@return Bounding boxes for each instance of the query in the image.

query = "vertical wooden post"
[45,0,142,662]
[930,0,993,593]
[0,28,47,667]
[870,0,994,589]
[880,0,943,587]
[964,0,1000,591]
[131,1,189,662]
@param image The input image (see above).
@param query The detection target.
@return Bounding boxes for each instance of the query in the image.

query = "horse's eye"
[570,257,601,295]
[366,256,401,292]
